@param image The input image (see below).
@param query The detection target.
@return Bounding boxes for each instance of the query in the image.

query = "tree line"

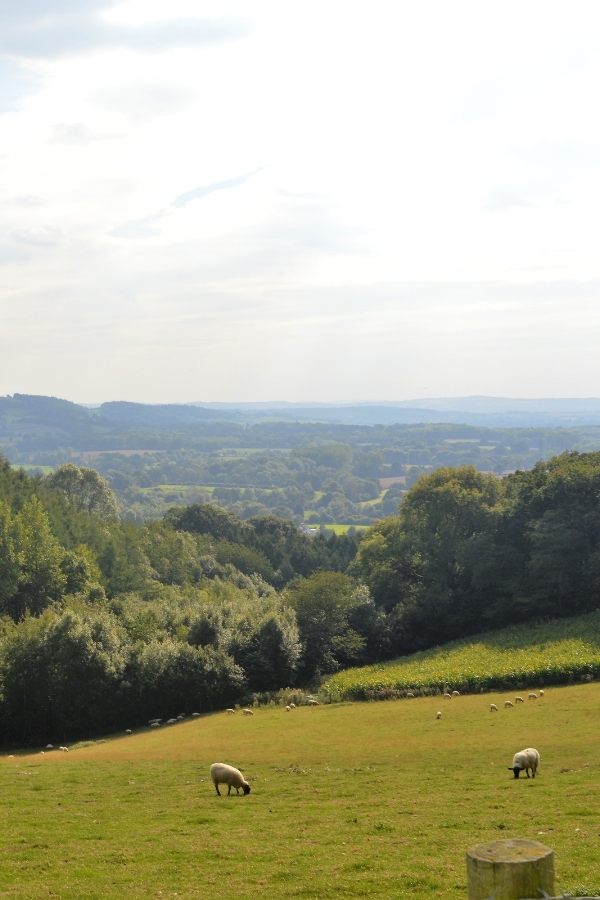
[2,450,600,745]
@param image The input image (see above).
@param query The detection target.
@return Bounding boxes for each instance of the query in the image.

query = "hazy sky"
[2,1,600,403]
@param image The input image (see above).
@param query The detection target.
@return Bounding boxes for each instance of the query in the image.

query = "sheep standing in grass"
[242,708,254,716]
[210,763,251,796]
[504,700,514,708]
[490,704,498,712]
[509,747,540,779]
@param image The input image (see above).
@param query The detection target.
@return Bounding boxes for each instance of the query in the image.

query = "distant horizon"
[6,392,600,408]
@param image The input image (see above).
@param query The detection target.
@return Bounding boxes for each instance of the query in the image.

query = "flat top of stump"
[468,839,553,863]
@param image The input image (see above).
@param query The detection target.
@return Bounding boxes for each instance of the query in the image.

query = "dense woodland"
[2,446,600,745]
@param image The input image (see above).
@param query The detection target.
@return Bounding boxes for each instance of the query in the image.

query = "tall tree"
[45,464,119,520]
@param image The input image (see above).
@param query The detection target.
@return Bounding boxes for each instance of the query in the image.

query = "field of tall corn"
[322,610,600,700]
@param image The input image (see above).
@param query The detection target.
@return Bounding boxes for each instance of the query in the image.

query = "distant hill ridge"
[5,393,600,438]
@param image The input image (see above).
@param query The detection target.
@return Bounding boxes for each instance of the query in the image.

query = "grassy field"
[2,685,600,898]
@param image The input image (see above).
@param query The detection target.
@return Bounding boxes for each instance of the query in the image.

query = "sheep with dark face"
[509,747,540,779]
[210,763,251,796]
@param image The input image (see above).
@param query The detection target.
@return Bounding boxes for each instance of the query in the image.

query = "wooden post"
[466,838,554,899]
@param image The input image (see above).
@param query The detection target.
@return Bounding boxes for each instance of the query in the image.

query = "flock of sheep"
[211,690,543,797]
[13,690,542,791]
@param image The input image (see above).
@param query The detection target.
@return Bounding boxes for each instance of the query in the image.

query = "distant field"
[2,686,600,898]
[322,523,367,534]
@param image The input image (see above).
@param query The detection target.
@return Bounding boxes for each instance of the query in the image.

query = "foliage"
[285,572,383,681]
[44,463,119,520]
[0,606,127,742]
[353,456,600,654]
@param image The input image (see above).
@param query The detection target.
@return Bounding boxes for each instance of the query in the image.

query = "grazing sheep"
[210,762,251,796]
[528,692,538,700]
[436,711,442,720]
[443,692,452,699]
[150,722,160,728]
[166,718,177,725]
[504,700,514,708]
[286,705,291,711]
[515,696,524,703]
[225,708,235,715]
[59,746,69,752]
[509,747,540,779]
[451,690,460,696]
[289,702,296,708]
[125,729,133,734]
[490,703,498,712]
[148,718,162,725]
[242,708,254,716]
[46,744,54,749]
[307,698,319,706]
[191,712,200,717]
[539,690,544,697]
[406,691,415,698]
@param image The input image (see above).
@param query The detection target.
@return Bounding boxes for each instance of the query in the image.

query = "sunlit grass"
[2,685,600,898]
[324,611,600,700]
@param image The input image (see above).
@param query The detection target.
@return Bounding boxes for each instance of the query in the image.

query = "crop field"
[2,685,600,899]
[323,611,600,700]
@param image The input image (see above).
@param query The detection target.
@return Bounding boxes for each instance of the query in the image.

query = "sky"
[2,0,600,404]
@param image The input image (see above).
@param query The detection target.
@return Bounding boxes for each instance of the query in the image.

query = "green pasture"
[2,685,600,898]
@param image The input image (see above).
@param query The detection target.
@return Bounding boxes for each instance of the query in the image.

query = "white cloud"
[1,0,600,401]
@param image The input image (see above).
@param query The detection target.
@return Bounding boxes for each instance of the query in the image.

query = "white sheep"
[225,708,235,715]
[289,702,296,709]
[528,692,538,700]
[406,691,415,698]
[504,700,514,708]
[509,747,540,779]
[436,711,442,720]
[210,762,251,796]
[490,703,498,712]
[307,698,319,706]
[150,722,160,728]
[451,690,460,696]
[242,708,254,716]
[515,696,524,703]
[286,705,291,711]
[59,746,69,752]
[539,690,545,697]
[442,692,452,699]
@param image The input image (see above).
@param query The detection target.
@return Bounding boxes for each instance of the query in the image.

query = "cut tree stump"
[466,838,555,899]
